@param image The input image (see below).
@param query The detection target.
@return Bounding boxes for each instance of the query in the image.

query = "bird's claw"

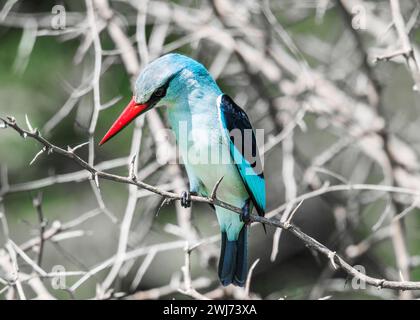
[240,203,251,225]
[240,211,251,225]
[180,191,192,208]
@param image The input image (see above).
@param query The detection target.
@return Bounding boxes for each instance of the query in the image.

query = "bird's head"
[99,53,208,145]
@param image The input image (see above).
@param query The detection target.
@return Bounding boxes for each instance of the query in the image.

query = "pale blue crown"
[134,53,221,104]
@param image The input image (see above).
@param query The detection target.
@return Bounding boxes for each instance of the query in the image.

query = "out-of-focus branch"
[338,0,414,299]
[388,0,420,91]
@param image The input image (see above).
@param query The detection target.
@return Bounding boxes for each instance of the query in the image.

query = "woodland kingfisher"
[99,53,265,287]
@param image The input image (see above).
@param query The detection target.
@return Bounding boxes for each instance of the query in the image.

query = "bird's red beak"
[99,97,148,145]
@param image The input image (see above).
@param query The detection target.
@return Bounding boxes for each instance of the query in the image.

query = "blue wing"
[218,94,265,216]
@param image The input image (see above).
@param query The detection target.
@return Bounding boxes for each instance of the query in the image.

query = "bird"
[99,53,265,287]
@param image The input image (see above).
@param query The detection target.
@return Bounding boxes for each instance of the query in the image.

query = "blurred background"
[0,0,420,300]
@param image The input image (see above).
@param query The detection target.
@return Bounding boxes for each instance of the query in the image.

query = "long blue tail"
[218,226,248,287]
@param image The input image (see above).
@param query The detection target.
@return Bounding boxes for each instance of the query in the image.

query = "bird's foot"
[180,191,196,208]
[240,202,251,225]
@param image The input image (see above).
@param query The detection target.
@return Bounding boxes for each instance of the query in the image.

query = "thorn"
[210,176,224,201]
[129,154,137,181]
[25,114,34,133]
[328,251,338,270]
[92,173,100,189]
[244,258,260,297]
[285,200,304,226]
[156,197,172,216]
[399,270,405,282]
[29,147,46,165]
[67,141,89,153]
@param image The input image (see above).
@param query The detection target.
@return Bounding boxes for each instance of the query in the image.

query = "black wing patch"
[218,94,265,216]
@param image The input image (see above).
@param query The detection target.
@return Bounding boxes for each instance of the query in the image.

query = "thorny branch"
[3,117,420,292]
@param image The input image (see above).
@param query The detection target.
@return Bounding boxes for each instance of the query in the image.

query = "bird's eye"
[154,87,165,97]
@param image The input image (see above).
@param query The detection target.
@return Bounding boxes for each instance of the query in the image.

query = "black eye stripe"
[147,77,172,105]
[154,87,166,97]
[146,71,180,106]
